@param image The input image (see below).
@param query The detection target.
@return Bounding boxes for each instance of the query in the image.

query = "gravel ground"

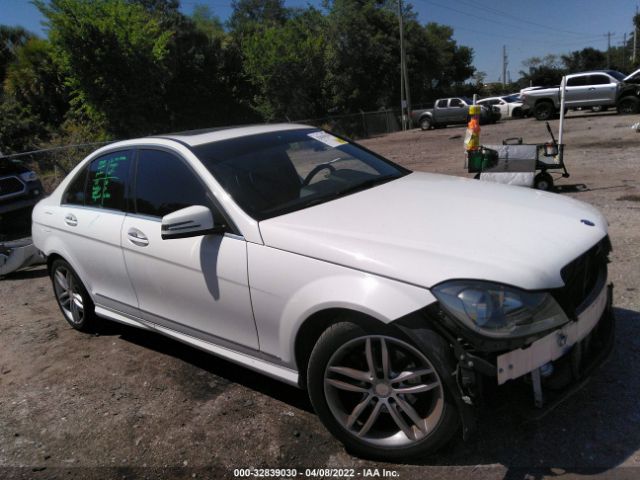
[1,112,639,480]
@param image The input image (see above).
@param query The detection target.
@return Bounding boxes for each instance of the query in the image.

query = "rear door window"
[436,99,448,108]
[85,150,132,211]
[62,166,88,206]
[449,98,464,108]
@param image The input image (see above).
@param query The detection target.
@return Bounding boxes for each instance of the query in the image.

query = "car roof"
[567,70,621,76]
[151,123,312,147]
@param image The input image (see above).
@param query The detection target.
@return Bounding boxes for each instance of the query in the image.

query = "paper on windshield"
[308,131,347,148]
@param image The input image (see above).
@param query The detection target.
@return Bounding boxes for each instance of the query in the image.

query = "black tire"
[512,107,523,118]
[420,116,432,131]
[534,101,555,121]
[50,258,98,332]
[590,105,603,113]
[307,322,459,460]
[473,173,481,180]
[617,96,640,115]
[534,172,554,191]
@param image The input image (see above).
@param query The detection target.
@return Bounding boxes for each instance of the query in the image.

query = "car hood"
[624,68,640,83]
[258,172,607,290]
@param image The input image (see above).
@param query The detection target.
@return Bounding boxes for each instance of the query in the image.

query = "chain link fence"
[296,107,410,139]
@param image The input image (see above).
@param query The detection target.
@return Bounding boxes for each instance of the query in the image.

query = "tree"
[5,38,68,129]
[0,96,45,154]
[518,54,564,87]
[241,8,328,120]
[324,0,401,112]
[406,22,475,103]
[191,4,225,42]
[36,0,174,137]
[562,48,606,72]
[228,0,288,38]
[0,25,33,85]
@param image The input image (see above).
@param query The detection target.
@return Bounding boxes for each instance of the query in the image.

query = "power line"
[453,0,600,37]
[415,0,606,39]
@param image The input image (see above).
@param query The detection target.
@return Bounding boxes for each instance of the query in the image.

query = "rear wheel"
[307,322,459,460]
[50,259,97,332]
[534,101,555,121]
[420,117,432,131]
[617,96,640,115]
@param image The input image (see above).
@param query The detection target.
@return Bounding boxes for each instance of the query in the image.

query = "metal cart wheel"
[534,172,554,191]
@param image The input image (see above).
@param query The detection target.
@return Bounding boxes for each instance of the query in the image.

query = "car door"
[121,147,259,349]
[57,150,139,313]
[448,98,467,123]
[565,75,589,107]
[587,74,618,105]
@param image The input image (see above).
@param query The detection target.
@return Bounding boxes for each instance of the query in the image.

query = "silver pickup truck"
[522,70,640,120]
[411,97,500,130]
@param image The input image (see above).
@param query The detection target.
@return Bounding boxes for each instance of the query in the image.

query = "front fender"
[247,244,436,366]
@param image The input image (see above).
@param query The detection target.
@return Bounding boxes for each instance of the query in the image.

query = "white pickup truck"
[521,70,640,120]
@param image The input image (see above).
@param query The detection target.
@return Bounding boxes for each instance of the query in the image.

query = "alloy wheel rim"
[324,335,444,447]
[53,266,84,325]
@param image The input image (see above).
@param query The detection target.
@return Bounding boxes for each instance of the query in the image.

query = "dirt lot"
[1,112,639,479]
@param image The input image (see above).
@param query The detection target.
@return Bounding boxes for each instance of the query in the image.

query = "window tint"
[86,150,132,211]
[436,99,447,108]
[589,74,610,85]
[567,76,587,87]
[62,166,88,205]
[450,98,464,107]
[134,149,210,218]
[193,129,408,220]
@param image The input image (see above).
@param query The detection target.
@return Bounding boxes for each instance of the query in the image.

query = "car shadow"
[1,265,49,280]
[93,307,639,473]
[405,307,640,475]
[94,320,313,413]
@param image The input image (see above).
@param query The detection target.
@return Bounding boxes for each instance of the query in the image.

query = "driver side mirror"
[161,205,221,240]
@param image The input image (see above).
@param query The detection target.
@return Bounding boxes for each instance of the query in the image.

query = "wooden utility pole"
[623,32,627,71]
[607,32,612,68]
[634,6,638,64]
[398,0,412,129]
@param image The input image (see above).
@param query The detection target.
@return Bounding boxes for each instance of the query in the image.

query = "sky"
[1,0,638,82]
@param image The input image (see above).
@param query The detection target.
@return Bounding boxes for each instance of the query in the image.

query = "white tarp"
[479,144,537,187]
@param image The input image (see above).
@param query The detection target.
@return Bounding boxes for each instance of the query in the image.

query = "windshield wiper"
[297,175,399,210]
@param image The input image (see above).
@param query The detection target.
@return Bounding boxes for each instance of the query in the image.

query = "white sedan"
[478,94,528,118]
[32,124,614,460]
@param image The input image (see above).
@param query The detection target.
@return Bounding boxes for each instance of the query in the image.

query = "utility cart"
[467,122,570,191]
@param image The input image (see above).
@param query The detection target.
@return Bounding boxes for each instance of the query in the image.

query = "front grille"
[0,176,25,198]
[552,236,611,317]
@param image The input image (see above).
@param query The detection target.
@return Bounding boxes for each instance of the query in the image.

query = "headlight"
[432,280,569,338]
[19,171,38,182]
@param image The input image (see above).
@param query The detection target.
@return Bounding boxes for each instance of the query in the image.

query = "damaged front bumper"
[397,280,615,440]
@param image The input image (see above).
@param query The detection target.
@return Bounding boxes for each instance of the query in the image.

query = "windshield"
[192,128,410,220]
[605,70,626,81]
[503,95,520,103]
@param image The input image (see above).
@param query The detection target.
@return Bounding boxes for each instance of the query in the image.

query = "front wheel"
[307,322,459,460]
[617,96,640,115]
[50,259,97,332]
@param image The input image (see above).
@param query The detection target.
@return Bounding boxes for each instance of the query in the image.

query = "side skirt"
[94,305,300,387]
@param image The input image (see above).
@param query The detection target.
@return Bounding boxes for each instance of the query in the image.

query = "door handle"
[588,87,596,90]
[127,228,149,247]
[64,213,78,227]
